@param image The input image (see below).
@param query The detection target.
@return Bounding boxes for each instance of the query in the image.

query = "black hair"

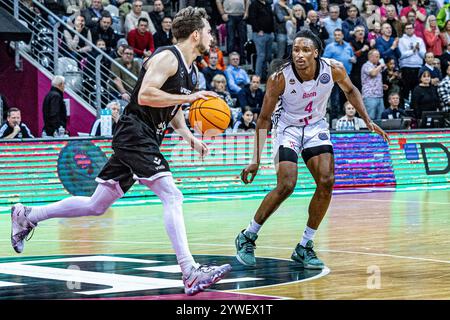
[270,29,323,77]
[294,29,323,56]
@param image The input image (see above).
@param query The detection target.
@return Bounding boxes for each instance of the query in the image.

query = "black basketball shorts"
[96,147,171,194]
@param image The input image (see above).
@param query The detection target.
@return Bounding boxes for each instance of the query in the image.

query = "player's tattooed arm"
[331,60,390,143]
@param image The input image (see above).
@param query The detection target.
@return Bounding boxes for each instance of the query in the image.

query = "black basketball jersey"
[112,45,198,150]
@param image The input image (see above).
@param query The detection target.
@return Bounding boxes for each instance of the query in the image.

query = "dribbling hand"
[189,91,219,103]
[367,121,390,143]
[241,163,259,184]
[191,137,209,158]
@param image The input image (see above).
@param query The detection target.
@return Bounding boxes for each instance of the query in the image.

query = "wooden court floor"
[0,188,449,300]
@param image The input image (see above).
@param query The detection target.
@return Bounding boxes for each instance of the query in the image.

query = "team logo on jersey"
[0,254,329,299]
[291,89,297,94]
[191,72,197,85]
[289,78,295,85]
[319,73,331,84]
[318,132,329,140]
[153,157,162,165]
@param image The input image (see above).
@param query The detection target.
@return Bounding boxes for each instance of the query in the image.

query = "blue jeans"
[227,15,247,58]
[363,97,385,120]
[276,33,287,59]
[253,32,274,79]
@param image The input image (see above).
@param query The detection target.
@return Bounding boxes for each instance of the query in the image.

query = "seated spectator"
[62,14,92,61]
[124,0,155,36]
[212,74,235,109]
[42,76,68,137]
[233,107,256,133]
[0,107,34,139]
[382,57,402,106]
[368,21,381,48]
[111,38,128,59]
[80,0,104,30]
[111,45,140,102]
[420,52,443,86]
[341,4,368,43]
[381,92,407,119]
[361,49,385,120]
[440,43,450,81]
[43,0,69,25]
[237,75,264,120]
[201,51,225,90]
[336,101,367,130]
[127,18,154,58]
[302,10,329,47]
[375,23,401,65]
[423,15,446,58]
[90,101,122,136]
[90,11,118,55]
[437,64,450,112]
[224,52,250,98]
[149,0,165,33]
[410,69,441,119]
[200,34,226,71]
[323,4,342,46]
[153,16,174,50]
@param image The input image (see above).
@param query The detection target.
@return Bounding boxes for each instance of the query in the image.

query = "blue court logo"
[57,140,108,196]
[319,73,330,84]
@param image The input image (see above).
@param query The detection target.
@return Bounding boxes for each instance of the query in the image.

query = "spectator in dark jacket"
[248,0,275,79]
[90,12,117,55]
[375,23,401,65]
[201,51,225,90]
[342,5,368,42]
[153,16,174,49]
[149,0,165,33]
[237,75,264,120]
[42,76,68,137]
[0,107,34,139]
[80,0,104,30]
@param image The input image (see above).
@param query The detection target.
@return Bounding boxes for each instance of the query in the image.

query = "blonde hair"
[212,74,227,84]
[424,15,437,32]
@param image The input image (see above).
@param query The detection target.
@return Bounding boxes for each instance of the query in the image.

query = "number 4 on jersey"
[304,101,313,113]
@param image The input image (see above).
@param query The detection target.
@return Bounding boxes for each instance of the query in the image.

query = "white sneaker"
[11,203,37,253]
[183,263,232,296]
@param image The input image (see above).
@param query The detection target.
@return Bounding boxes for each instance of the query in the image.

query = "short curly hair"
[172,6,209,41]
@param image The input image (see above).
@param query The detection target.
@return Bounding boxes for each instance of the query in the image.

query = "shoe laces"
[242,234,256,254]
[304,247,318,260]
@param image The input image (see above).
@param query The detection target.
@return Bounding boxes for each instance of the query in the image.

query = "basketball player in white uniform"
[235,29,389,268]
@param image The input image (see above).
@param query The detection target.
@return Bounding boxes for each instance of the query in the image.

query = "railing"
[1,0,138,118]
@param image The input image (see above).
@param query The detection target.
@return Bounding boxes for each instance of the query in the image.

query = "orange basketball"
[188,97,231,137]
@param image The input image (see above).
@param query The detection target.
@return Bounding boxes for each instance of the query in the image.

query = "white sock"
[27,182,122,224]
[245,219,262,235]
[141,175,196,276]
[300,226,316,247]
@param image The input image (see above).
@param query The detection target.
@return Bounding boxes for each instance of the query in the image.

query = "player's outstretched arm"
[331,60,390,143]
[241,71,285,184]
[138,51,217,107]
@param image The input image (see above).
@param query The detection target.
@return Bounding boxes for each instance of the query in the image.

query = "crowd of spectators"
[1,0,450,139]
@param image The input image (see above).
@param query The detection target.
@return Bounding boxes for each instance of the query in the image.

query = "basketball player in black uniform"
[11,7,231,296]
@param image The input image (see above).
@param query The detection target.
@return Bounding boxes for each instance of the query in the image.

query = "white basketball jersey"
[273,58,334,127]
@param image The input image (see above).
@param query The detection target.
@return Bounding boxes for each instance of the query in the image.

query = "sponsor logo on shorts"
[318,132,329,140]
[319,73,331,84]
[153,157,162,165]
